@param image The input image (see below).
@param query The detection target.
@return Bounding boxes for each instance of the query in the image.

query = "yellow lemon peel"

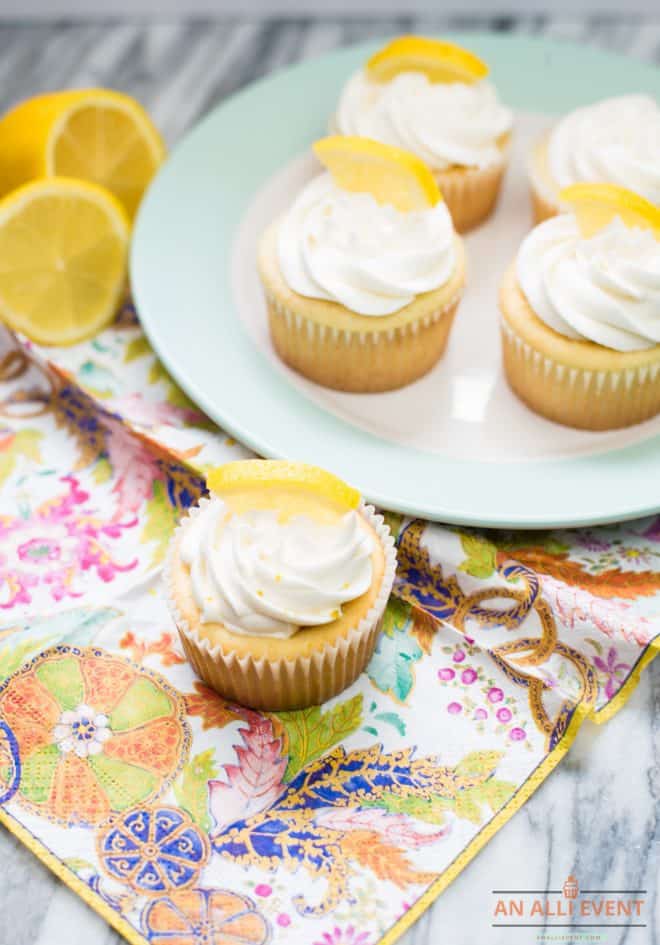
[313,135,441,212]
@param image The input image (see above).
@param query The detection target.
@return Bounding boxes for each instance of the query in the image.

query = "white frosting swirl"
[180,498,374,638]
[548,95,660,204]
[278,172,456,316]
[335,71,512,171]
[516,214,660,352]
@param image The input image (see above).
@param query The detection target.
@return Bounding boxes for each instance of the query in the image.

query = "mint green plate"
[131,33,660,529]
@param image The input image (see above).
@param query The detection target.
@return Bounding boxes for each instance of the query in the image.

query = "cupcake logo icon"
[563,875,579,900]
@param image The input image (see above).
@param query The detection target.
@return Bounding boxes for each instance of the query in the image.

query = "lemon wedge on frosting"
[207,461,360,511]
[366,35,488,85]
[313,136,441,213]
[560,183,660,240]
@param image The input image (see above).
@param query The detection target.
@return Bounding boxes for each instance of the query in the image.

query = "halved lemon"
[0,89,165,220]
[0,177,129,345]
[560,183,660,239]
[313,136,441,212]
[207,460,360,510]
[366,35,489,85]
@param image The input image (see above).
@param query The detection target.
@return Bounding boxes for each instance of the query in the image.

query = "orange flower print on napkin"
[0,646,189,825]
[141,888,271,945]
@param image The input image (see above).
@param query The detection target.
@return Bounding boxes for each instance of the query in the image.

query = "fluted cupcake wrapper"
[501,318,660,430]
[435,159,507,233]
[164,499,397,711]
[266,290,462,392]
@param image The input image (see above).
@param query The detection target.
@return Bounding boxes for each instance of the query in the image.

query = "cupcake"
[332,36,513,232]
[500,184,660,430]
[165,460,396,710]
[259,136,466,392]
[529,95,660,224]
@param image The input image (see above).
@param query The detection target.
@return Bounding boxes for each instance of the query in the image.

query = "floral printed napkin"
[0,305,658,945]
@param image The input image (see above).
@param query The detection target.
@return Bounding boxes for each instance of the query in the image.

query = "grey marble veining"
[0,16,658,945]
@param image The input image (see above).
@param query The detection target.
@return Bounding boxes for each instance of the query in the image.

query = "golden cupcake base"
[266,292,461,392]
[435,158,508,233]
[177,617,383,711]
[165,501,397,711]
[499,265,660,430]
[258,223,466,392]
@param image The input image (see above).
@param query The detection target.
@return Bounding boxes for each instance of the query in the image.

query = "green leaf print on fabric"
[458,533,498,579]
[20,745,60,804]
[92,457,113,485]
[373,711,406,736]
[123,335,152,363]
[122,328,215,426]
[147,359,202,413]
[381,597,412,636]
[109,677,173,732]
[368,792,449,826]
[63,858,96,875]
[455,750,504,776]
[381,511,404,541]
[0,636,52,683]
[367,601,422,703]
[174,748,218,832]
[76,360,117,399]
[88,753,158,811]
[0,429,43,486]
[35,656,84,711]
[368,750,515,826]
[141,479,179,567]
[278,694,363,782]
[497,530,570,556]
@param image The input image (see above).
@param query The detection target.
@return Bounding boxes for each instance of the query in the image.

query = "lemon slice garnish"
[313,136,441,213]
[560,183,660,239]
[0,177,129,346]
[0,89,165,220]
[366,35,488,85]
[207,461,360,510]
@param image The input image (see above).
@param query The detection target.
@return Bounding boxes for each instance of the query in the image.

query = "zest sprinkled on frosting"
[277,172,456,316]
[516,214,660,352]
[335,72,512,171]
[548,95,660,204]
[180,497,374,638]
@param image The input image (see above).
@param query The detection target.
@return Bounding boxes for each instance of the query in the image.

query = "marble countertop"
[0,16,657,945]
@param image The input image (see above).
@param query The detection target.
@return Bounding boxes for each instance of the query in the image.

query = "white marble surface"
[0,17,657,945]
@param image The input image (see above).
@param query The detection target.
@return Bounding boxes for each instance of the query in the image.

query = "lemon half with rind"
[560,183,660,239]
[313,136,441,213]
[367,36,489,85]
[0,89,165,220]
[0,177,129,346]
[207,461,361,511]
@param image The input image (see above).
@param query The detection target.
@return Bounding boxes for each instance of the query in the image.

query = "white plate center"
[232,111,660,464]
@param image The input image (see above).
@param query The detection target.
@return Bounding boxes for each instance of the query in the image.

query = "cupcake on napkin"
[332,36,513,232]
[259,135,466,392]
[529,94,660,224]
[500,184,660,430]
[165,460,396,711]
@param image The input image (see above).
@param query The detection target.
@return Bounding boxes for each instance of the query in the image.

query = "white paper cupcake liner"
[264,289,462,343]
[434,157,508,233]
[264,291,462,392]
[164,498,397,710]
